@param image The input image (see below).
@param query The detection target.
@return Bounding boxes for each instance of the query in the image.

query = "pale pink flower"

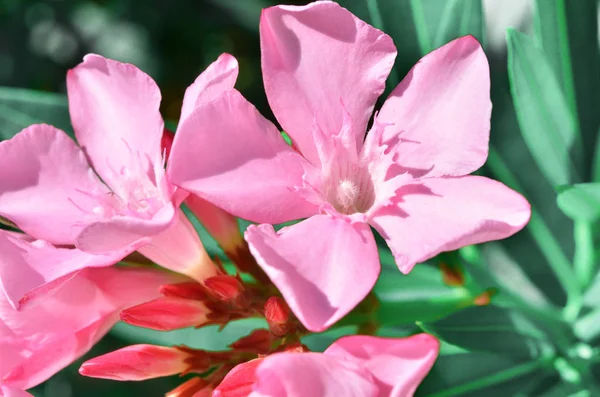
[168,1,531,331]
[0,266,174,396]
[0,53,238,305]
[213,334,439,397]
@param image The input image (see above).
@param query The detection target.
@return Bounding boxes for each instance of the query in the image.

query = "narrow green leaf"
[533,0,578,118]
[557,183,600,222]
[0,87,71,140]
[420,305,552,359]
[418,353,546,397]
[486,147,582,319]
[433,0,485,48]
[375,261,474,326]
[565,0,600,180]
[110,318,266,350]
[574,307,600,342]
[506,29,578,186]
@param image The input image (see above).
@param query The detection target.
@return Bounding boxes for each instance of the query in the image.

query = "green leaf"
[110,318,267,350]
[574,307,600,342]
[557,183,600,222]
[420,305,552,359]
[417,350,549,397]
[433,0,485,48]
[506,29,578,186]
[375,260,475,326]
[0,87,71,140]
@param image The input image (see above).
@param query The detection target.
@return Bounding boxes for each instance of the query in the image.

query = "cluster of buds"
[80,235,305,395]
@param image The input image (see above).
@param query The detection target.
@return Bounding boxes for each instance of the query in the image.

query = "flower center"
[327,166,375,215]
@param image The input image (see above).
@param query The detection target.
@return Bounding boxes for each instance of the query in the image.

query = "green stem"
[410,0,433,54]
[487,148,582,321]
[574,221,596,289]
[426,360,544,397]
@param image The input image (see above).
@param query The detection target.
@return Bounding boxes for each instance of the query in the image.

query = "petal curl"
[169,89,318,224]
[377,36,491,177]
[1,267,174,390]
[0,124,108,244]
[245,215,380,332]
[250,353,378,397]
[260,1,396,165]
[0,231,129,309]
[180,53,238,122]
[325,334,439,397]
[67,54,165,189]
[369,176,531,274]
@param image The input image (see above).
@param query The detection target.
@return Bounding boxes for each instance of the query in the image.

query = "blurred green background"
[1,0,599,396]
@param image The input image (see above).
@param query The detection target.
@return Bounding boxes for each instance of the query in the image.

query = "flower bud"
[229,329,274,354]
[159,282,208,301]
[120,297,209,331]
[185,194,244,254]
[166,377,212,397]
[79,345,190,381]
[264,297,292,337]
[204,275,247,305]
[162,127,176,162]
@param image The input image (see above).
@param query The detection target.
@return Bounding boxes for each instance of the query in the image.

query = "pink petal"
[245,215,380,332]
[369,176,531,274]
[66,54,164,189]
[0,231,130,309]
[251,353,379,397]
[168,89,318,224]
[75,203,176,254]
[260,1,396,166]
[180,53,238,122]
[324,334,440,397]
[136,209,218,281]
[1,267,173,390]
[0,385,34,397]
[213,358,264,397]
[377,36,491,178]
[0,124,108,245]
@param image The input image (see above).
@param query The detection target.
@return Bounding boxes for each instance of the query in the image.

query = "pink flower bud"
[159,282,209,301]
[79,345,190,381]
[120,297,209,331]
[185,194,244,254]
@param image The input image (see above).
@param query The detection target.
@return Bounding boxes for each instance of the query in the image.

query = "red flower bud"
[120,297,209,331]
[205,275,246,303]
[264,297,292,337]
[159,282,209,301]
[229,329,274,354]
[79,345,190,381]
[161,127,175,162]
[166,377,211,397]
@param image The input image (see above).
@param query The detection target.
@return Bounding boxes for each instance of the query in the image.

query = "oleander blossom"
[0,266,175,396]
[168,0,531,332]
[0,53,241,307]
[213,334,440,397]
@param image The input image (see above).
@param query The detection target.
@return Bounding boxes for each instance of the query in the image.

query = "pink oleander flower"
[0,266,175,396]
[213,334,439,397]
[168,1,531,331]
[0,53,240,306]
